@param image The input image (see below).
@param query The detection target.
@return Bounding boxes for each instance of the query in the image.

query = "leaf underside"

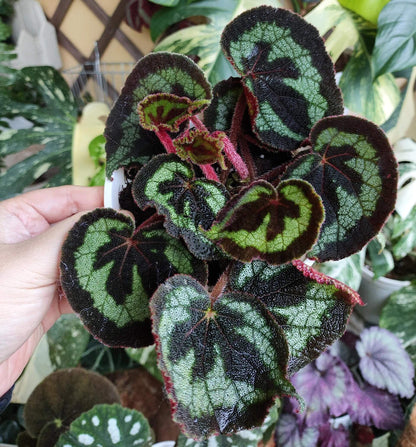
[174,129,226,167]
[104,52,212,176]
[138,92,210,132]
[206,179,324,265]
[151,274,295,440]
[221,6,343,151]
[283,115,398,261]
[133,154,229,260]
[60,208,207,347]
[228,259,359,374]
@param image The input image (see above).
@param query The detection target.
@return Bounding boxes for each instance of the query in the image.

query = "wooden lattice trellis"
[45,0,145,102]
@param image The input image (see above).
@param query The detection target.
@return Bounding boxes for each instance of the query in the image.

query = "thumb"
[11,210,96,289]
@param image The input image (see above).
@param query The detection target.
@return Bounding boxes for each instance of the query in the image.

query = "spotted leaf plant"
[60,5,398,442]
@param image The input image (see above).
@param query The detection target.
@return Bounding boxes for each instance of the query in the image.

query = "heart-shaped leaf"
[60,208,207,347]
[206,179,324,265]
[56,404,154,447]
[221,6,343,151]
[174,129,226,168]
[356,327,415,398]
[229,260,360,374]
[283,115,398,261]
[104,52,212,176]
[138,93,210,132]
[24,369,120,441]
[132,154,229,260]
[151,274,295,440]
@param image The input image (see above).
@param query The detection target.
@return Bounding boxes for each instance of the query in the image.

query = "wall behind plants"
[38,0,154,70]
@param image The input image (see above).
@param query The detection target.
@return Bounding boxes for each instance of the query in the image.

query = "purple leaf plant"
[276,326,414,446]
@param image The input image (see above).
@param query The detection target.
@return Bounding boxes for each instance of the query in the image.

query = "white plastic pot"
[104,168,126,209]
[153,442,175,447]
[356,266,410,324]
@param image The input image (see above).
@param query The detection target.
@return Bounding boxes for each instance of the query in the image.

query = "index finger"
[19,185,104,223]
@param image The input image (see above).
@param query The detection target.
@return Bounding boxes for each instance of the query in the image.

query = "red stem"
[191,115,208,132]
[210,269,229,304]
[222,135,249,180]
[201,164,220,182]
[156,129,176,154]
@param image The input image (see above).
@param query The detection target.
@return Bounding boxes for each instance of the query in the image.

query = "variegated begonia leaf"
[56,404,154,447]
[283,115,398,261]
[348,381,405,430]
[132,154,229,260]
[104,52,212,176]
[150,274,296,440]
[356,327,415,398]
[220,6,343,151]
[174,129,227,168]
[138,93,210,132]
[229,260,360,374]
[60,208,207,348]
[275,413,320,447]
[204,77,244,133]
[47,314,90,370]
[207,179,324,265]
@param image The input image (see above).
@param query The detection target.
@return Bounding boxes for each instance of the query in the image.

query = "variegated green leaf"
[380,283,416,351]
[305,0,360,62]
[132,154,229,260]
[340,45,400,125]
[206,179,324,264]
[204,77,244,132]
[47,315,90,370]
[60,208,207,347]
[228,260,360,374]
[0,66,77,198]
[56,404,154,447]
[151,274,294,439]
[221,6,343,151]
[316,251,365,291]
[104,52,211,176]
[138,93,210,132]
[283,115,398,261]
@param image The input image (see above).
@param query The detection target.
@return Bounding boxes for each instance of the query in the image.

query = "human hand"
[0,186,103,396]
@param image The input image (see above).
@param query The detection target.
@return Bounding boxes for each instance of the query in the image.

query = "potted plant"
[59,5,398,441]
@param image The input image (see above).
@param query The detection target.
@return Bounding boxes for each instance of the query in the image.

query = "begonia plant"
[59,6,398,440]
